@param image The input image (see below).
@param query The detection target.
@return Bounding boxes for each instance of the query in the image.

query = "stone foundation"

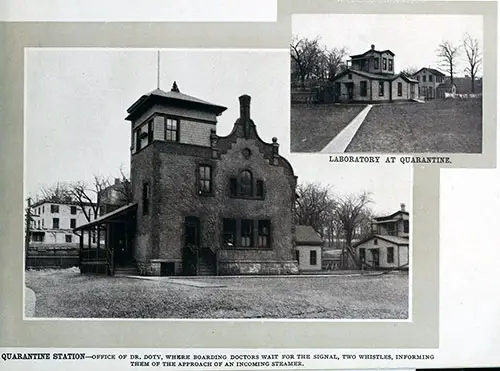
[136,260,181,276]
[218,260,299,275]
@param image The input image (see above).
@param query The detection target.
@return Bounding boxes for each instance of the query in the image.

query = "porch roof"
[73,203,137,231]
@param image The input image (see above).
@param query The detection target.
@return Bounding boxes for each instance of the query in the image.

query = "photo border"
[0,0,496,350]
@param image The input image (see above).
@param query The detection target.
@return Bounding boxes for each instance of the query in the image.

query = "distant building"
[75,82,299,276]
[29,200,96,246]
[436,82,457,98]
[99,178,130,216]
[295,225,323,272]
[412,67,446,99]
[332,44,418,103]
[354,203,410,270]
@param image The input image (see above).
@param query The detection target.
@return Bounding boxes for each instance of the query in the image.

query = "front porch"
[74,203,137,275]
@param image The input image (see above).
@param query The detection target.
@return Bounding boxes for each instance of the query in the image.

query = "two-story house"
[353,203,410,270]
[331,44,418,103]
[75,82,299,276]
[412,67,446,99]
[29,201,96,246]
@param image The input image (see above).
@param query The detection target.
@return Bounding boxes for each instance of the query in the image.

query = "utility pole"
[24,197,32,270]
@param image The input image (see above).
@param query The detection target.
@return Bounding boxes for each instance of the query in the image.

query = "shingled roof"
[125,82,227,121]
[295,225,323,245]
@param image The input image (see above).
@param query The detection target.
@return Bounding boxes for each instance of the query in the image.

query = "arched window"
[240,170,253,197]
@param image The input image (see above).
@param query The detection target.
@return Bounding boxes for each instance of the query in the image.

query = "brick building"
[76,82,299,276]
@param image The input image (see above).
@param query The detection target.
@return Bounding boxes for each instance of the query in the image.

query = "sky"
[293,14,483,76]
[25,48,411,215]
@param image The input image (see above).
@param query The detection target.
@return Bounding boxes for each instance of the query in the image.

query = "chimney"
[400,203,406,212]
[371,44,375,50]
[171,81,180,93]
[114,178,120,185]
[239,94,251,138]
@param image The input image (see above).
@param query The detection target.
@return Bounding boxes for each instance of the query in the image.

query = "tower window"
[198,165,212,194]
[383,58,387,70]
[388,59,393,71]
[165,118,179,142]
[142,182,150,215]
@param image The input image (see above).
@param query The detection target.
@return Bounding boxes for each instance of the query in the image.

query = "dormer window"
[383,58,387,70]
[374,57,379,69]
[165,118,179,142]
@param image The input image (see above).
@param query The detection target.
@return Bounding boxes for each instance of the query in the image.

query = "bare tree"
[295,183,336,238]
[463,33,482,93]
[68,175,111,223]
[437,40,461,86]
[334,192,373,269]
[399,66,419,77]
[35,182,73,203]
[290,35,324,89]
[114,166,133,205]
[313,46,349,81]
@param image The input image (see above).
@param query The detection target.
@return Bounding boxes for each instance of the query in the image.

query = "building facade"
[354,204,410,270]
[29,201,96,245]
[76,83,299,276]
[412,67,446,99]
[295,225,323,272]
[332,45,418,103]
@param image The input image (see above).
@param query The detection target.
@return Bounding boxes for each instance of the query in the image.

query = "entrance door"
[410,84,415,99]
[369,248,380,268]
[183,216,200,275]
[113,223,133,267]
[347,84,354,101]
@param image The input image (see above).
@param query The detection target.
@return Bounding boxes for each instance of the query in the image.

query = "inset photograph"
[291,14,483,153]
[24,48,411,319]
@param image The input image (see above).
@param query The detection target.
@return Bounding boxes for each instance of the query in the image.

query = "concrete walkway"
[320,104,373,153]
[121,275,227,288]
[25,287,36,317]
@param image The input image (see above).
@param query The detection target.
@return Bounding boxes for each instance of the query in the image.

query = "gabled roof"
[354,234,409,248]
[125,84,227,121]
[295,225,323,245]
[414,67,446,77]
[374,209,409,222]
[437,82,456,90]
[334,69,394,81]
[350,48,395,59]
[333,69,417,83]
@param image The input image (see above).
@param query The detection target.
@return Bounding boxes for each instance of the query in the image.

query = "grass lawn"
[25,269,408,319]
[346,99,482,153]
[291,103,366,152]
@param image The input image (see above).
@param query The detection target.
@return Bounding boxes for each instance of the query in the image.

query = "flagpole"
[157,50,160,89]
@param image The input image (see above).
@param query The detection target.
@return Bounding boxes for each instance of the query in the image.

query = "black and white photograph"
[291,14,483,153]
[24,48,411,320]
